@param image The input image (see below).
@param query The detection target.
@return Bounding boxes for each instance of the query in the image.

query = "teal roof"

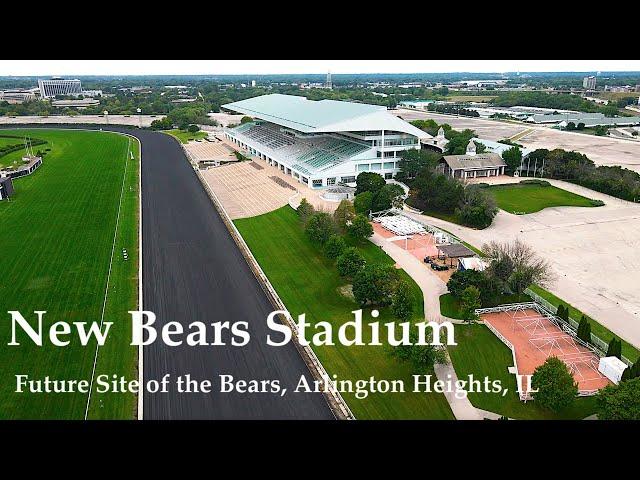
[223,94,430,140]
[223,94,384,131]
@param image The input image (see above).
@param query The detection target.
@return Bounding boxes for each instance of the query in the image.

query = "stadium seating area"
[229,122,370,173]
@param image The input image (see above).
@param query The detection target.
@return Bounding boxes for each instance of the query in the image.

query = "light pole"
[137,108,142,128]
[104,110,109,125]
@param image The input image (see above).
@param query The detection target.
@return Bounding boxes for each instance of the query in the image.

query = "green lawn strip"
[234,206,454,419]
[486,183,599,214]
[88,135,140,419]
[0,129,137,419]
[528,285,640,363]
[447,324,597,419]
[162,129,207,144]
[440,292,531,320]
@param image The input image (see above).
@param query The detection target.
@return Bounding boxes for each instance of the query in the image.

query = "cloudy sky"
[1,60,639,76]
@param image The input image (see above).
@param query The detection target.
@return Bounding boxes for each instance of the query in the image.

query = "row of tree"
[297,198,413,320]
[527,148,640,202]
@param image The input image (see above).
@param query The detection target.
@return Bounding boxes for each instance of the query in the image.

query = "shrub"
[519,179,551,186]
[336,247,366,277]
[531,356,578,411]
[457,185,498,229]
[187,124,200,133]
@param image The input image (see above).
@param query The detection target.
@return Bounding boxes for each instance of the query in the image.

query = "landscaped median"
[234,206,455,420]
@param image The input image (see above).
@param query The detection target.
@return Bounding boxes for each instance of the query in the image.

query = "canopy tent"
[598,356,628,384]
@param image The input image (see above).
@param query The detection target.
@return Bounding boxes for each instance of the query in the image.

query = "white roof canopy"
[223,94,432,139]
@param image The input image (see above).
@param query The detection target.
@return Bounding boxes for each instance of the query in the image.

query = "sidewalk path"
[370,232,488,420]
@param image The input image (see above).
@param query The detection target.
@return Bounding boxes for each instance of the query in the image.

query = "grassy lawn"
[528,285,640,363]
[448,324,598,419]
[163,129,208,144]
[234,206,454,419]
[486,183,600,214]
[440,292,531,320]
[0,129,139,420]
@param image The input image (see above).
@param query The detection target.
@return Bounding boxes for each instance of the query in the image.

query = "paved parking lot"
[394,109,640,173]
[404,180,640,350]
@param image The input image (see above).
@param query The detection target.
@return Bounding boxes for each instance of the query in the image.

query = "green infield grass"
[162,129,208,144]
[0,129,139,420]
[487,183,600,214]
[448,324,598,419]
[234,206,454,419]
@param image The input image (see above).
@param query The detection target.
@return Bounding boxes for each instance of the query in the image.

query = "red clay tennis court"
[481,306,610,397]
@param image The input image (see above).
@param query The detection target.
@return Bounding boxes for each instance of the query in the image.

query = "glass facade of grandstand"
[38,79,82,98]
[224,121,416,188]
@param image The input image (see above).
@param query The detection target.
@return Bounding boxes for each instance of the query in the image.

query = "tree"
[187,124,200,133]
[596,378,640,420]
[353,191,373,215]
[372,183,405,211]
[336,247,366,277]
[347,214,373,241]
[577,316,591,344]
[305,212,334,244]
[460,286,481,323]
[531,356,578,411]
[482,239,555,293]
[323,234,346,259]
[606,337,622,359]
[333,199,356,232]
[565,121,576,131]
[502,146,523,175]
[630,357,640,379]
[457,185,498,229]
[352,264,400,306]
[355,172,385,195]
[487,255,514,284]
[391,280,413,321]
[297,198,315,224]
[447,269,499,306]
[150,117,173,130]
[240,116,253,124]
[411,168,464,214]
[390,330,447,371]
[396,148,441,182]
[577,122,585,130]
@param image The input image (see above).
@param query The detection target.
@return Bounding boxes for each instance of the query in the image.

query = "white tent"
[598,356,628,384]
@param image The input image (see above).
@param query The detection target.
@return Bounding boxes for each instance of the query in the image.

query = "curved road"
[3,125,333,419]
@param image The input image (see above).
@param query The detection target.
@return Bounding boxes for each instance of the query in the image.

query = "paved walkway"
[370,232,490,420]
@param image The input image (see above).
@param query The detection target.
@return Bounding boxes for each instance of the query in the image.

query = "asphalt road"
[2,125,333,419]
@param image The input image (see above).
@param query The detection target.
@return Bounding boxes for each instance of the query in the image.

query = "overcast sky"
[1,60,640,76]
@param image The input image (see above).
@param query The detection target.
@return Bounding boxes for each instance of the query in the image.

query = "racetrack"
[1,125,333,420]
[135,129,332,419]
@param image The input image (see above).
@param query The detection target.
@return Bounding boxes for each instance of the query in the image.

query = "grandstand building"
[222,94,436,188]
